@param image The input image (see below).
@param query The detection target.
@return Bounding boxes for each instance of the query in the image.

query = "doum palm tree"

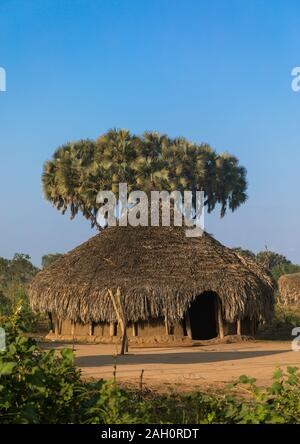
[42,129,247,229]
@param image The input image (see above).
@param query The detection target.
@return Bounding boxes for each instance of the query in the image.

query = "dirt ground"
[43,339,300,391]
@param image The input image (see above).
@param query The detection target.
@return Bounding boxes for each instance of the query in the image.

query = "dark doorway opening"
[188,291,218,339]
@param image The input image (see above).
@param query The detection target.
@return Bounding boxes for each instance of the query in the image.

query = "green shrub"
[0,310,150,424]
[226,367,300,423]
[0,313,86,423]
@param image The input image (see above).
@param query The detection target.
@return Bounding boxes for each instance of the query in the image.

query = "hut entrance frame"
[185,291,222,340]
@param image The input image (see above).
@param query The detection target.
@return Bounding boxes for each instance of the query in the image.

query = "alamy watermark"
[291,67,300,92]
[0,67,6,92]
[96,183,204,237]
[291,327,300,352]
[0,327,6,351]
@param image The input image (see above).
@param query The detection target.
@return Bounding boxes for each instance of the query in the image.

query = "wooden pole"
[109,322,115,337]
[120,326,128,355]
[54,318,59,335]
[237,319,242,336]
[216,300,224,339]
[89,323,94,336]
[132,322,138,337]
[71,321,75,336]
[164,318,169,335]
[185,312,192,338]
[108,288,128,355]
[116,288,128,354]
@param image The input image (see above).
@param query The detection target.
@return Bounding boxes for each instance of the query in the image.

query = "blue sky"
[0,0,299,266]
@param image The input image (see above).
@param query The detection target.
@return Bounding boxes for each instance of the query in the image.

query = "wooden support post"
[116,289,128,354]
[89,323,94,336]
[108,288,128,355]
[185,312,192,338]
[132,322,138,337]
[71,321,75,336]
[120,326,128,355]
[216,300,224,339]
[58,318,62,335]
[109,322,115,337]
[165,318,169,335]
[237,319,241,336]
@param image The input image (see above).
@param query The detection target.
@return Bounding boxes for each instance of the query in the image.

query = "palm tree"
[42,129,248,229]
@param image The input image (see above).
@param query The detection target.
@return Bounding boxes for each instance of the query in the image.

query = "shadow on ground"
[75,349,288,368]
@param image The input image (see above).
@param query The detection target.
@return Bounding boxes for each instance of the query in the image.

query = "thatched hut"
[29,225,274,343]
[278,273,300,307]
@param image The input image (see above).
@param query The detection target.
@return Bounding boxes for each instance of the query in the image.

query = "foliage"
[272,305,300,326]
[257,305,300,340]
[81,381,152,424]
[41,253,63,269]
[0,310,86,423]
[0,253,38,285]
[226,367,300,424]
[257,251,300,282]
[256,251,292,271]
[0,254,43,332]
[233,248,300,282]
[0,309,151,424]
[42,129,248,228]
[271,263,300,282]
[232,247,256,260]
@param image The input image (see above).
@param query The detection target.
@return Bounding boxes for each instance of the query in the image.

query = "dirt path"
[44,340,300,391]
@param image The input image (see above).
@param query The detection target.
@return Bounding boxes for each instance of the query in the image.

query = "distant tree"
[0,289,11,316]
[42,253,63,269]
[42,129,248,229]
[232,248,300,282]
[256,251,291,271]
[232,247,256,260]
[0,254,39,313]
[0,254,38,287]
[271,263,300,281]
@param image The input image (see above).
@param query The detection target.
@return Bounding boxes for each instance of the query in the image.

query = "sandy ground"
[43,340,300,391]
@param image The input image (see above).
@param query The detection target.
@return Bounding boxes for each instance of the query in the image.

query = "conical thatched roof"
[278,272,300,306]
[29,225,274,324]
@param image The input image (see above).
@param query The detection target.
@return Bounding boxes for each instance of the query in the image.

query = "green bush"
[225,368,300,424]
[0,310,151,424]
[0,253,47,334]
[0,313,85,423]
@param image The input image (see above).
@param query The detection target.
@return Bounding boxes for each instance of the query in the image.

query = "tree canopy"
[42,129,248,229]
[256,251,300,281]
[233,247,300,282]
[0,254,38,288]
[42,253,63,269]
[0,254,39,316]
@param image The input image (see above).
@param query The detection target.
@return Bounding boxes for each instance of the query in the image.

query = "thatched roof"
[29,225,274,324]
[278,272,300,306]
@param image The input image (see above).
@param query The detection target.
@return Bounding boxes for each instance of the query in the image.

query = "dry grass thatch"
[29,225,275,324]
[278,272,300,306]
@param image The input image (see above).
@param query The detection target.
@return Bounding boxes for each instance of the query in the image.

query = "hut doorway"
[187,291,219,339]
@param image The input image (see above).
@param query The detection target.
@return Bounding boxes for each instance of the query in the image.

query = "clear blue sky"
[0,0,299,266]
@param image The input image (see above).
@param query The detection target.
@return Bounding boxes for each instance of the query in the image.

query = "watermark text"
[0,67,6,92]
[96,183,204,237]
